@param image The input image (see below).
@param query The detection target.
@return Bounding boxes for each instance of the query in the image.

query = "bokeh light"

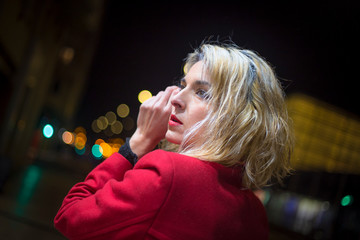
[91,119,101,133]
[100,142,113,158]
[138,90,152,103]
[111,120,123,135]
[74,132,87,150]
[95,138,105,145]
[117,104,130,118]
[43,124,54,138]
[59,47,75,65]
[74,126,86,134]
[109,138,124,153]
[62,131,74,144]
[97,116,108,130]
[341,195,354,207]
[105,111,117,125]
[111,143,121,153]
[75,146,86,155]
[92,144,103,159]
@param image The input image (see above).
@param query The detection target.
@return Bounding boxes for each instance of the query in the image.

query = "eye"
[196,89,210,99]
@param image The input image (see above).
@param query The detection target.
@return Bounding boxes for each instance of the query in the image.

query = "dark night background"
[77,1,359,129]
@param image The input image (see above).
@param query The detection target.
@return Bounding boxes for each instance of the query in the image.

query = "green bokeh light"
[43,124,54,138]
[341,195,353,206]
[92,144,103,159]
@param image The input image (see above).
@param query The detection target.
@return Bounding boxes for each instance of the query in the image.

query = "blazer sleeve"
[54,151,174,239]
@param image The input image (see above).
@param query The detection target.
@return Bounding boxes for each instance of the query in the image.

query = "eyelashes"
[175,77,211,100]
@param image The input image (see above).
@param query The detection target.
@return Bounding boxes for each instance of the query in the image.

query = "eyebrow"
[181,78,211,87]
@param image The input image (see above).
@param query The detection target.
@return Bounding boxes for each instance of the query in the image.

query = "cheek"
[189,105,208,125]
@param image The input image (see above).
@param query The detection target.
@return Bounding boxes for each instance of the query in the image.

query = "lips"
[169,114,183,126]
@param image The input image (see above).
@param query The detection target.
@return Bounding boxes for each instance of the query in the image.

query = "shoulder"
[135,149,206,169]
[136,150,231,183]
[134,150,212,177]
[134,150,183,169]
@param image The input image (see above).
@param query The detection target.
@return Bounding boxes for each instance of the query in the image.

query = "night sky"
[76,1,359,131]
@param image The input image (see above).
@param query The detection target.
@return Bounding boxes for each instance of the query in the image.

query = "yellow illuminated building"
[287,94,360,174]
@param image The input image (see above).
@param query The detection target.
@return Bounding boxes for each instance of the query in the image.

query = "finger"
[142,89,164,105]
[156,91,164,97]
[165,88,179,111]
[159,86,177,104]
[141,96,156,106]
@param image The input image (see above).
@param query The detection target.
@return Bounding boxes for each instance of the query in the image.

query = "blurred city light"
[92,144,103,159]
[341,195,354,207]
[111,143,121,153]
[75,146,86,155]
[43,124,54,138]
[15,165,42,215]
[109,138,124,152]
[138,90,152,103]
[254,189,271,206]
[62,131,74,144]
[100,142,112,158]
[110,120,123,135]
[105,111,117,125]
[91,119,101,133]
[59,47,75,65]
[287,94,360,174]
[74,132,87,150]
[97,116,108,130]
[95,138,105,145]
[74,126,86,134]
[117,103,130,118]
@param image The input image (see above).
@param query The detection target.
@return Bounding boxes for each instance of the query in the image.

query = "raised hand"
[129,86,178,158]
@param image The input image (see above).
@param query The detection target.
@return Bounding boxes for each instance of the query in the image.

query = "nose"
[171,88,185,109]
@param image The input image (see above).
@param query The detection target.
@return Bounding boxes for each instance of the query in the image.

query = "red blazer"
[54,150,268,239]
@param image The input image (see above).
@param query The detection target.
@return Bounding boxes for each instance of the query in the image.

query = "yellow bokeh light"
[97,116,108,130]
[138,90,152,103]
[105,111,117,125]
[95,138,105,145]
[74,126,86,134]
[91,120,101,133]
[117,104,130,118]
[100,142,113,158]
[62,131,74,144]
[110,138,125,145]
[111,121,123,135]
[75,132,87,150]
[111,143,121,153]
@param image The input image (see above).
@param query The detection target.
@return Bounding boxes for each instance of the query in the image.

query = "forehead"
[184,61,211,84]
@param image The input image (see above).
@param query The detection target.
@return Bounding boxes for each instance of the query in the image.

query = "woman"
[54,43,293,239]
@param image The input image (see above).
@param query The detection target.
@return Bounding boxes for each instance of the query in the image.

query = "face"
[165,61,210,146]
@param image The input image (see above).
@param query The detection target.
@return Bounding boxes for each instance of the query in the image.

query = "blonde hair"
[172,43,293,189]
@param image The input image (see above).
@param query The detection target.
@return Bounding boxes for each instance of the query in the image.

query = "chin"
[165,132,182,145]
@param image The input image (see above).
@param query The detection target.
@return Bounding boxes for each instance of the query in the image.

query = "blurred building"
[0,0,105,173]
[263,94,360,239]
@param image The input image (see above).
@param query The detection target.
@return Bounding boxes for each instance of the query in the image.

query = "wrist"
[118,138,138,165]
[129,131,158,159]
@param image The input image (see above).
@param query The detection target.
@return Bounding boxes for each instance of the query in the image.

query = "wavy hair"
[174,43,294,189]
